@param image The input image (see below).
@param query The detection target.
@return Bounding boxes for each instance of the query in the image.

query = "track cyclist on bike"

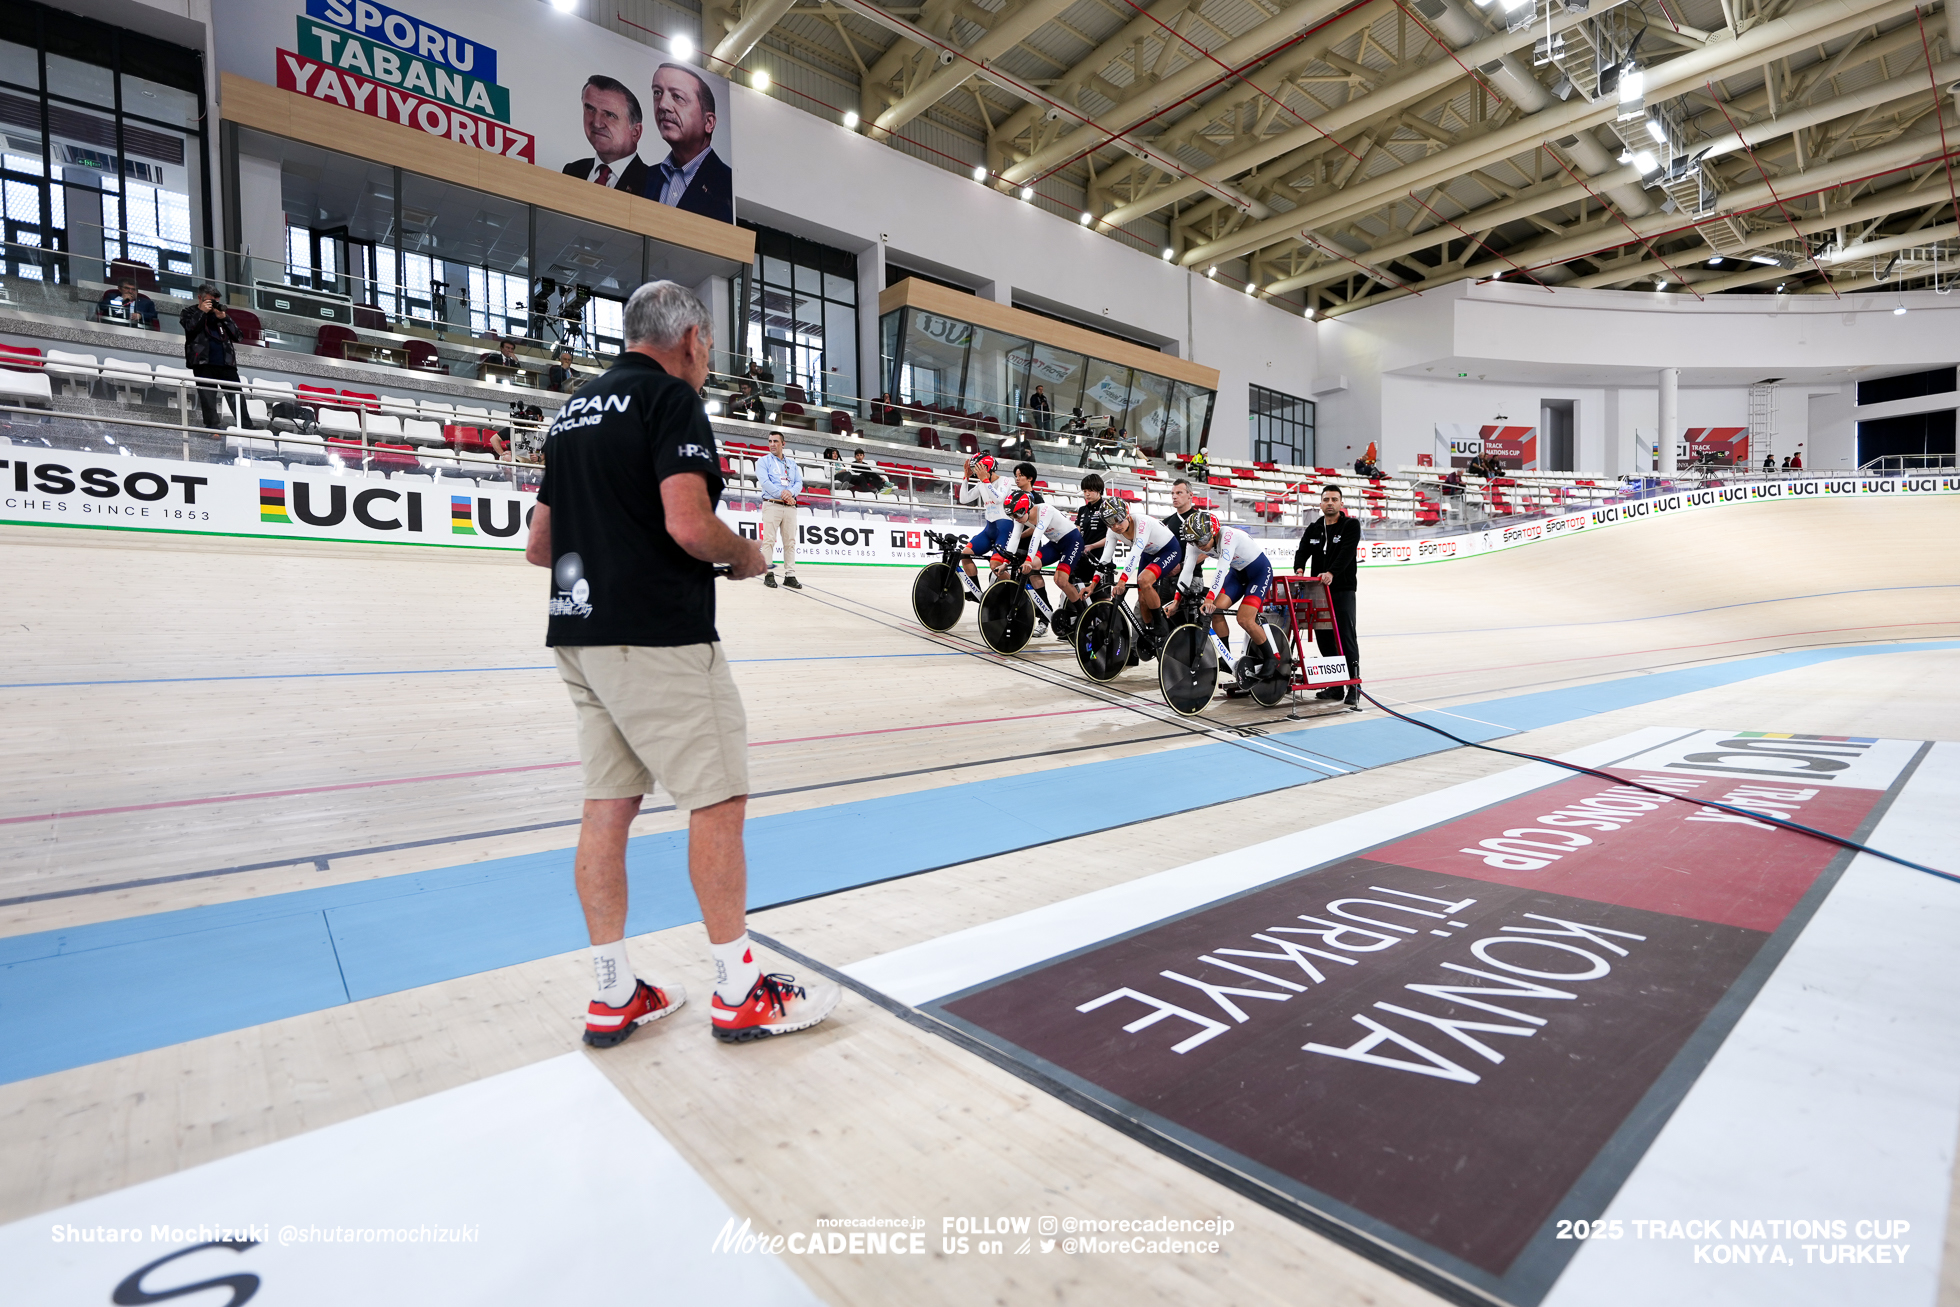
[1098,494,1181,644]
[955,453,1016,592]
[1179,511,1279,677]
[1000,490,1091,638]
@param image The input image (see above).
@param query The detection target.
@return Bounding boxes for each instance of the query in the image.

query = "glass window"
[1027,344,1085,417]
[44,53,113,109]
[1250,384,1314,465]
[960,327,1031,432]
[742,222,858,407]
[533,206,641,350]
[900,309,969,410]
[1126,371,1172,452]
[120,72,200,131]
[1079,357,1135,435]
[0,40,37,90]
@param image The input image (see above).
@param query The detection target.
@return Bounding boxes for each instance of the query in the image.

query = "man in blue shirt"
[756,429,804,589]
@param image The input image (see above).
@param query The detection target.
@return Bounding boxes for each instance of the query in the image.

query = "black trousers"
[192,362,239,429]
[1315,588,1359,687]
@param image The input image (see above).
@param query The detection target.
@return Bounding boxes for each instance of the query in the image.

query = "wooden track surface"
[1,494,1956,1305]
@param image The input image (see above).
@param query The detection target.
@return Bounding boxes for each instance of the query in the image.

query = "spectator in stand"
[1354,453,1381,479]
[1790,450,1802,470]
[728,381,766,422]
[97,279,159,330]
[756,430,803,590]
[745,357,775,398]
[1029,384,1052,434]
[546,350,580,393]
[481,338,521,371]
[180,284,242,430]
[1188,448,1209,473]
[847,448,886,494]
[1294,484,1363,711]
[1780,455,1791,470]
[1439,469,1465,496]
[1763,453,1775,474]
[1060,407,1087,436]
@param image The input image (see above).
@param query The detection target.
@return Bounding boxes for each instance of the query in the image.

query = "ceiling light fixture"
[1078,210,1093,226]
[843,110,859,129]
[1631,150,1659,174]
[1205,266,1217,278]
[971,164,988,182]
[752,69,771,92]
[1161,247,1175,261]
[1019,185,1034,200]
[550,0,575,11]
[670,33,694,60]
[1894,305,1908,315]
[1708,256,1724,266]
[1645,117,1667,143]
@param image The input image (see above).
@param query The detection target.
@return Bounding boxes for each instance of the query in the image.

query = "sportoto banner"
[216,0,736,224]
[0,450,535,548]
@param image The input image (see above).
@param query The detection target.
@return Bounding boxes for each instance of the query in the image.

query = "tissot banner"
[215,0,736,224]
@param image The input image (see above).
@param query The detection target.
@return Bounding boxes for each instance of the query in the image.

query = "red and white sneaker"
[583,979,686,1048]
[710,972,841,1043]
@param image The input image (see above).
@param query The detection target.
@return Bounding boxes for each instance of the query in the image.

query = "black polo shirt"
[1294,511,1361,591]
[1074,497,1110,550]
[536,352,723,647]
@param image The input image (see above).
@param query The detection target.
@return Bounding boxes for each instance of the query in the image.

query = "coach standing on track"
[1295,485,1363,711]
[756,430,803,590]
[525,280,838,1048]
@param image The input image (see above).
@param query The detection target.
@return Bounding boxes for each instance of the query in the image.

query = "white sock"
[710,933,762,1006]
[591,939,635,1006]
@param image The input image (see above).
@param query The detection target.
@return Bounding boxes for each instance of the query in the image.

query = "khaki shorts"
[553,643,749,810]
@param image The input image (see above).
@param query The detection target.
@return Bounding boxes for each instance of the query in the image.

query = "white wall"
[1315,280,1959,475]
[728,84,1317,460]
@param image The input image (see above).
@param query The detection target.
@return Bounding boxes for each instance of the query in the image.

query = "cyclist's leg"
[1052,532,1086,603]
[1234,559,1275,662]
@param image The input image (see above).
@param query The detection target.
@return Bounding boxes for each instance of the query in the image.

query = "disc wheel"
[1159,624,1217,716]
[1074,600,1133,682]
[979,580,1036,654]
[1246,611,1293,705]
[911,561,965,632]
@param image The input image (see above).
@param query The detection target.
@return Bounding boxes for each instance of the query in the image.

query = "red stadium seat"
[339,390,381,412]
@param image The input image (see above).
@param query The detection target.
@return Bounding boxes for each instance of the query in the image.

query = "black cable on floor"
[1356,689,1956,884]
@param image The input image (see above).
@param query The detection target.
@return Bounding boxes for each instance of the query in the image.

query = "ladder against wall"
[1747,384,1777,468]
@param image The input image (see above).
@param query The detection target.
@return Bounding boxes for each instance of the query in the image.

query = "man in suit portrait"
[563,75,648,193]
[645,62,733,223]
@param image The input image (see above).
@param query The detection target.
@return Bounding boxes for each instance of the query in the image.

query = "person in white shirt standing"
[756,431,803,590]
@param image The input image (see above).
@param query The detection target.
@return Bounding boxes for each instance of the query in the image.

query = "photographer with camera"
[179,285,242,430]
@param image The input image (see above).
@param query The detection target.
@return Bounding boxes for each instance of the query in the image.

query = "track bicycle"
[910,530,987,631]
[1157,583,1293,716]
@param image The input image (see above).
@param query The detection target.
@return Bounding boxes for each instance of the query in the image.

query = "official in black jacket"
[1294,485,1363,708]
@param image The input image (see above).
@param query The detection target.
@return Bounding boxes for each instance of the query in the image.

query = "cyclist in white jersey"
[1096,495,1181,639]
[954,453,1016,588]
[998,491,1091,636]
[1178,511,1278,675]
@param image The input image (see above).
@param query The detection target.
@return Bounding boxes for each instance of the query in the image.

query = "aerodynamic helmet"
[972,453,996,477]
[1006,490,1036,517]
[1103,495,1130,525]
[1189,511,1220,548]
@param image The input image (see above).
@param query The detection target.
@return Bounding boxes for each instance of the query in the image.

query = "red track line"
[1372,620,1958,683]
[2,706,1128,826]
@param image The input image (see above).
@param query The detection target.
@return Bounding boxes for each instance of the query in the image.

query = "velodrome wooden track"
[3,494,1958,1306]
